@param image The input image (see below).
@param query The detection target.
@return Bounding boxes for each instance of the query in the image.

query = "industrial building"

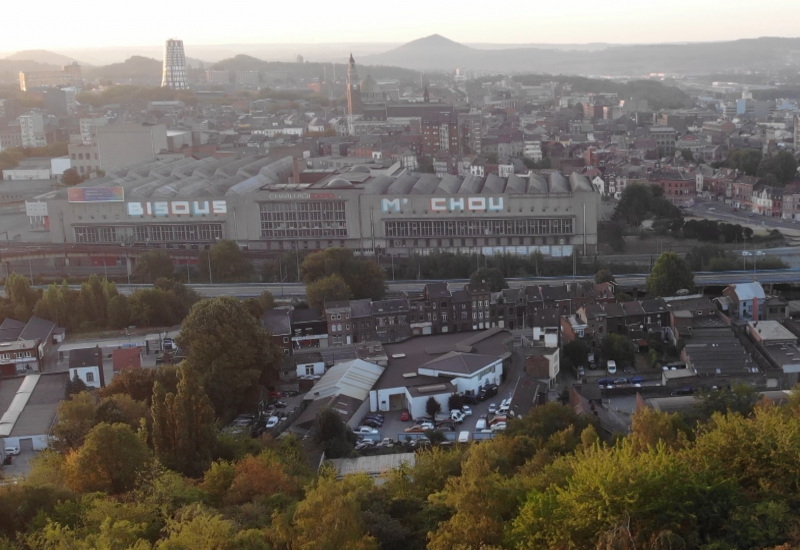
[34,153,600,257]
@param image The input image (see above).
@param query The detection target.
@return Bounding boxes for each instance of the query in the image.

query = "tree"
[51,391,97,451]
[562,340,590,369]
[594,269,615,284]
[469,266,508,292]
[179,297,282,417]
[301,247,385,301]
[65,373,89,398]
[728,148,762,176]
[306,273,352,311]
[200,240,255,283]
[600,333,636,368]
[107,294,131,329]
[5,272,40,320]
[757,150,798,185]
[313,407,356,459]
[647,251,694,297]
[64,422,150,494]
[426,397,441,418]
[151,367,217,477]
[287,473,379,550]
[60,168,83,186]
[133,250,175,283]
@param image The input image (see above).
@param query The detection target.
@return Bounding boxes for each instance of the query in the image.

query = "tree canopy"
[178,297,282,417]
[647,251,695,297]
[301,248,386,302]
[469,266,508,292]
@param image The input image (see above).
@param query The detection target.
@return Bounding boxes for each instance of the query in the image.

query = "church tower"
[346,53,362,116]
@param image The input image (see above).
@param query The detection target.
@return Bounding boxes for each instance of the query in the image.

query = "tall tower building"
[346,53,362,116]
[161,39,188,90]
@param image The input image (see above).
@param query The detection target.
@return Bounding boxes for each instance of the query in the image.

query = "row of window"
[384,218,574,238]
[0,351,33,361]
[260,201,349,238]
[71,152,98,160]
[74,224,223,243]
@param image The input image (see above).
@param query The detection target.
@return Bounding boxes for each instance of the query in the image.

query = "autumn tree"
[5,272,40,320]
[313,406,357,459]
[306,273,351,311]
[133,250,175,283]
[178,297,282,417]
[646,251,694,297]
[151,367,217,477]
[595,268,615,284]
[51,391,97,451]
[64,422,150,494]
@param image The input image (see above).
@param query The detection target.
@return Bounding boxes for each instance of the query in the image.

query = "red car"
[400,411,411,421]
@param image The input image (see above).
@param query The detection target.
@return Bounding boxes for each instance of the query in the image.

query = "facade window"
[385,217,573,238]
[74,223,223,244]
[305,365,315,376]
[86,372,95,382]
[260,200,348,238]
[282,337,289,343]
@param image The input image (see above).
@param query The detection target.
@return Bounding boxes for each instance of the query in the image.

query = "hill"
[363,34,800,75]
[4,49,80,66]
[85,56,162,85]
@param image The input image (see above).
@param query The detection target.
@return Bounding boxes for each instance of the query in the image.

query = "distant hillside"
[86,56,162,84]
[212,55,422,83]
[5,49,80,66]
[0,59,61,86]
[363,35,800,75]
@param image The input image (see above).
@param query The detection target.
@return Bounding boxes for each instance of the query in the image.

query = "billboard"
[127,200,227,217]
[67,186,125,203]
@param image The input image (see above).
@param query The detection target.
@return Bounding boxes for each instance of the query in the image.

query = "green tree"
[757,150,798,184]
[612,183,652,227]
[65,373,89,398]
[469,266,508,292]
[133,250,175,283]
[200,240,255,283]
[600,333,636,368]
[646,251,694,297]
[34,280,78,328]
[107,294,131,329]
[728,148,762,176]
[60,168,83,186]
[301,247,385,301]
[179,297,282,417]
[5,272,40,320]
[151,367,217,477]
[306,273,352,311]
[426,396,441,418]
[562,340,590,370]
[64,422,150,494]
[594,268,615,284]
[313,407,356,459]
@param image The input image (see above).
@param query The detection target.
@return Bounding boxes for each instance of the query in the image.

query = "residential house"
[722,282,766,321]
[526,347,560,389]
[263,308,292,356]
[112,347,142,373]
[69,347,105,389]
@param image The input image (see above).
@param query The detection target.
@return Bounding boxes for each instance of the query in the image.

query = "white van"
[475,418,487,431]
[498,398,511,414]
[607,360,617,375]
[458,431,470,443]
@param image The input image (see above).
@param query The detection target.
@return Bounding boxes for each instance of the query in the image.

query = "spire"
[349,52,355,64]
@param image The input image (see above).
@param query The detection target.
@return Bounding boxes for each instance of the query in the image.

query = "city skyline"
[3,0,800,53]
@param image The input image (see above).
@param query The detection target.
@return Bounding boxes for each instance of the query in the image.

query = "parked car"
[404,424,426,433]
[491,422,507,432]
[631,375,645,384]
[450,409,465,423]
[463,394,480,405]
[272,401,287,409]
[355,439,376,451]
[265,416,280,429]
[419,422,435,431]
[577,366,586,377]
[488,403,497,415]
[4,443,20,456]
[377,438,396,448]
[475,418,488,431]
[361,418,382,428]
[597,378,614,386]
[461,405,473,416]
[354,426,379,435]
[607,360,617,375]
[400,410,411,421]
[614,377,629,385]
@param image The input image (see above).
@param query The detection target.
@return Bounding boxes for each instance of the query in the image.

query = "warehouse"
[37,153,599,257]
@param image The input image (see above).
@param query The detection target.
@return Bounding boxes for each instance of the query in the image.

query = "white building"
[161,39,188,90]
[19,111,46,148]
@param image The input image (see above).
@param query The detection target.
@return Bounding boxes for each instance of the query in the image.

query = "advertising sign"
[67,186,125,203]
[127,200,228,217]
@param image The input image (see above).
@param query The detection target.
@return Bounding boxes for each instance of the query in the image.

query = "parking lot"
[354,384,516,445]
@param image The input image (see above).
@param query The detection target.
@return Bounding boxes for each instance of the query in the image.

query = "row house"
[751,185,783,217]
[576,298,671,344]
[781,183,800,221]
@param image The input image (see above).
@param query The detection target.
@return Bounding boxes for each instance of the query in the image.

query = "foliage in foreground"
[5,392,800,549]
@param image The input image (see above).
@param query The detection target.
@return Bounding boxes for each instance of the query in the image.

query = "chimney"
[753,296,759,321]
[292,156,302,183]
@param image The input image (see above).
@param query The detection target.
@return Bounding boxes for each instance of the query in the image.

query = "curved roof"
[436,174,462,194]
[363,175,394,194]
[528,173,548,193]
[325,178,355,189]
[387,173,419,195]
[483,173,506,194]
[506,173,527,193]
[459,175,484,194]
[411,173,440,194]
[549,172,569,193]
[569,172,594,192]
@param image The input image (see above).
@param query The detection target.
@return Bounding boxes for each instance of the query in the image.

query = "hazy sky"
[4,0,800,51]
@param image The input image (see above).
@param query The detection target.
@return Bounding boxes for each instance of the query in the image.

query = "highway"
[102,269,800,299]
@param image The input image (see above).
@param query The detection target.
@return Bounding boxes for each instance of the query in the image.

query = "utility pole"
[207,250,213,284]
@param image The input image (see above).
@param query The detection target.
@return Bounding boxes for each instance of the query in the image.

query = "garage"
[389,393,406,411]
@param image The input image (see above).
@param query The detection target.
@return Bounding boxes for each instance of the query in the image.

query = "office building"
[161,39,189,90]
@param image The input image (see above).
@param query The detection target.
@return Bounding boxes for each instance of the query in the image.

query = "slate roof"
[420,351,499,375]
[262,308,291,336]
[18,316,56,342]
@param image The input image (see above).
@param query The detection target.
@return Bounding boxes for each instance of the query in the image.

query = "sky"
[3,0,800,52]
